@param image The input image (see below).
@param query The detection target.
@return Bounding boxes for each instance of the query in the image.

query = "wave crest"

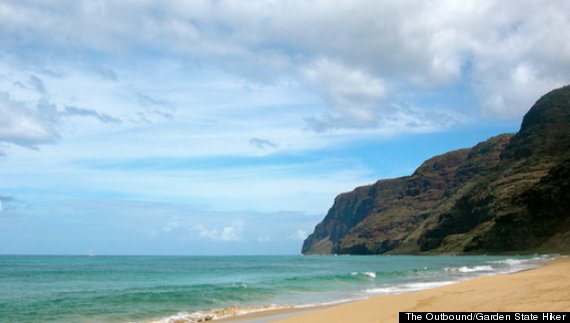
[444,265,494,273]
[350,271,376,278]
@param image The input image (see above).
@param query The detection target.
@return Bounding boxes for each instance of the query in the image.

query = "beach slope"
[277,258,570,323]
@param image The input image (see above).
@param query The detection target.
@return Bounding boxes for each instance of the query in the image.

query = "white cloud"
[0,93,60,149]
[303,58,390,130]
[288,229,307,241]
[0,59,131,153]
[220,224,242,241]
[190,220,244,241]
[1,0,569,136]
[162,220,179,233]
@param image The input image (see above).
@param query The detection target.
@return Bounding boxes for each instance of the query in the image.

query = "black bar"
[400,312,570,322]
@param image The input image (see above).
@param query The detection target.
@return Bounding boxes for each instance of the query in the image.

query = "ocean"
[0,254,554,323]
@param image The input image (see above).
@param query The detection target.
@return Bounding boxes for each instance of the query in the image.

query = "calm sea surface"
[0,255,553,322]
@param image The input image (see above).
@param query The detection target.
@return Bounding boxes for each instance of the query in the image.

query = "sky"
[1,0,569,255]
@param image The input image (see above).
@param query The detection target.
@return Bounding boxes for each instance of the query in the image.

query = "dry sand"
[226,257,570,322]
[275,257,570,323]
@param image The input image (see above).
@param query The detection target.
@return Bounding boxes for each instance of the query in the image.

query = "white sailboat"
[89,249,95,257]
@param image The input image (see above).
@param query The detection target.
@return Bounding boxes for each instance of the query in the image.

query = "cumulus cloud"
[0,58,130,154]
[0,90,127,152]
[0,93,60,149]
[303,58,390,130]
[1,0,569,136]
[190,220,244,241]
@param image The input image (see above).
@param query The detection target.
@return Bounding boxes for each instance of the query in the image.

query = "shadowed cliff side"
[303,85,570,255]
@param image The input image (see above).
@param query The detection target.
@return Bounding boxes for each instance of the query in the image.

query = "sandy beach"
[277,257,570,323]
[226,257,570,323]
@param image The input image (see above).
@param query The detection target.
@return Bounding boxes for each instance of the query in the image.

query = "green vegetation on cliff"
[303,85,570,255]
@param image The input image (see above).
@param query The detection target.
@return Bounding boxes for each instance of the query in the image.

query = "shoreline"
[221,256,569,323]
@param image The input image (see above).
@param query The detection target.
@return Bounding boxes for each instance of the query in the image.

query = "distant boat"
[89,249,95,257]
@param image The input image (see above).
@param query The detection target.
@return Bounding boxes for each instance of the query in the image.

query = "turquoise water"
[0,255,552,322]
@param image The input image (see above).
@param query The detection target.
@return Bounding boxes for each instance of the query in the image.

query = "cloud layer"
[1,0,569,151]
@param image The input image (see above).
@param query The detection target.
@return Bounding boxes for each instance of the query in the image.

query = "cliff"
[303,85,570,255]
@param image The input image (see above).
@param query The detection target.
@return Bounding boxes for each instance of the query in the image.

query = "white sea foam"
[293,297,360,309]
[444,265,494,273]
[362,272,376,278]
[144,304,285,323]
[487,255,557,273]
[490,259,526,266]
[443,255,556,275]
[231,282,248,288]
[365,281,457,295]
[350,271,376,278]
[366,256,557,297]
[144,299,364,323]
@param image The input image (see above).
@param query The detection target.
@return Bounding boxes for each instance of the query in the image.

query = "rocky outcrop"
[303,85,570,255]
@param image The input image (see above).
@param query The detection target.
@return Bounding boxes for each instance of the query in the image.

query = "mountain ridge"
[302,85,570,255]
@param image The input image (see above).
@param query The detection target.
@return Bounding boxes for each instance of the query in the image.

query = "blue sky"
[1,0,569,255]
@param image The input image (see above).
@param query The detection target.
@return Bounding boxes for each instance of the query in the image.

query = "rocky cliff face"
[303,85,570,255]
